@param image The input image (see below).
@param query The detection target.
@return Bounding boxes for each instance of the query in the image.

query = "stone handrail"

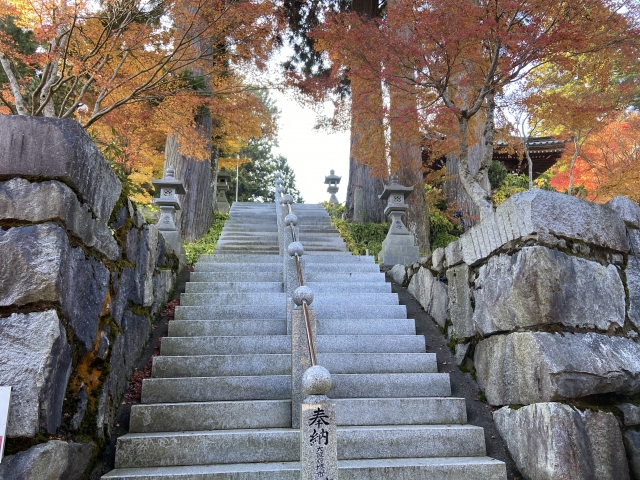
[274,172,338,479]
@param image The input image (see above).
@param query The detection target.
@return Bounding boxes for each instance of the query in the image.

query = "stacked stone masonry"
[398,190,640,480]
[0,116,179,480]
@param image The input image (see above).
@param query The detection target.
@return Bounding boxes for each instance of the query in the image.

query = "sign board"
[0,387,11,463]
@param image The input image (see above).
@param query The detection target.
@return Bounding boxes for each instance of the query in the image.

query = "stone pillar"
[300,366,338,480]
[378,173,419,266]
[353,186,364,223]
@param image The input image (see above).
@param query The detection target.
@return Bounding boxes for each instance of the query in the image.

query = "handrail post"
[300,366,338,480]
[291,290,316,429]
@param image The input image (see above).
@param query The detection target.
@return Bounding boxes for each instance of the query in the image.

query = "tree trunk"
[388,80,430,252]
[345,0,386,224]
[457,116,494,220]
[164,110,214,242]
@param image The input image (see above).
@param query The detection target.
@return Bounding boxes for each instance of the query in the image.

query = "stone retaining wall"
[0,116,179,479]
[391,189,640,480]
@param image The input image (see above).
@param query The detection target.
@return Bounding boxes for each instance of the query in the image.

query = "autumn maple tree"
[313,0,640,221]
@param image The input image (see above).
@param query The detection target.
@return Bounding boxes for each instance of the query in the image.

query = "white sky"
[270,90,350,204]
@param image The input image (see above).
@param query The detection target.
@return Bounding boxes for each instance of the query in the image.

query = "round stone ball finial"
[302,366,332,396]
[293,285,314,306]
[285,213,298,226]
[287,241,304,257]
[275,171,283,179]
[275,178,283,186]
[280,194,294,205]
[276,185,285,194]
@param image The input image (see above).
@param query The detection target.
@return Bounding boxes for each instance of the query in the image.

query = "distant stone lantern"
[378,173,419,266]
[152,166,186,232]
[216,170,232,214]
[324,170,341,204]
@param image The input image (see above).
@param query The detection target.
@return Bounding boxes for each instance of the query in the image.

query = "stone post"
[300,366,338,480]
[324,170,341,204]
[152,167,187,268]
[291,286,316,429]
[275,173,284,254]
[378,173,419,266]
[215,170,232,214]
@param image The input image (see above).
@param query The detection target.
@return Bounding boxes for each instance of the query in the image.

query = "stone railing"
[274,173,338,480]
[0,116,180,479]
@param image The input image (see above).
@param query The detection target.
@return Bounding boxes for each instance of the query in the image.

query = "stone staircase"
[103,202,506,479]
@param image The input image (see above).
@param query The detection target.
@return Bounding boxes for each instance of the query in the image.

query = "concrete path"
[103,202,506,479]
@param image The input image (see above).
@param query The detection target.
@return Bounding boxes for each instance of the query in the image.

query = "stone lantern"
[152,166,185,231]
[324,170,341,204]
[152,166,187,267]
[216,170,232,214]
[378,173,419,266]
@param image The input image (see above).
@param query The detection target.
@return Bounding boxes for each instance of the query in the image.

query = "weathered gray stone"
[458,190,629,266]
[60,246,110,351]
[618,403,640,426]
[0,178,120,260]
[432,248,446,272]
[494,403,629,480]
[389,264,408,285]
[606,196,640,229]
[623,430,640,479]
[378,234,419,267]
[0,223,67,306]
[629,230,640,253]
[0,311,71,437]
[475,332,640,405]
[455,343,470,366]
[473,246,625,335]
[122,309,151,376]
[629,256,640,330]
[447,264,475,338]
[97,330,110,360]
[0,115,121,221]
[407,267,448,327]
[71,385,88,431]
[0,440,94,480]
[444,239,463,268]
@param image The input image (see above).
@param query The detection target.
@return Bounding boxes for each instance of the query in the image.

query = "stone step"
[103,456,507,480]
[141,373,449,404]
[193,263,282,272]
[174,305,286,320]
[178,293,398,307]
[185,282,283,293]
[173,304,406,320]
[198,254,372,264]
[306,272,386,282]
[168,318,415,337]
[178,293,287,306]
[189,272,282,282]
[307,282,391,293]
[151,352,437,378]
[129,397,467,433]
[114,425,486,468]
[160,335,424,356]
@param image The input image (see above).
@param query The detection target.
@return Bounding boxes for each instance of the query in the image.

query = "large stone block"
[388,264,408,285]
[0,223,110,351]
[628,257,640,330]
[494,403,629,480]
[0,178,120,260]
[0,311,71,437]
[125,225,159,307]
[122,309,151,376]
[475,332,640,406]
[623,430,640,479]
[473,246,625,335]
[378,234,419,267]
[447,264,475,338]
[407,267,448,327]
[453,190,629,266]
[0,223,67,306]
[0,440,93,480]
[606,196,640,229]
[60,247,110,351]
[0,116,121,221]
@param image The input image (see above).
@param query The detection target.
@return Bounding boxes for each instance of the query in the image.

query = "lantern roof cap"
[152,167,186,194]
[379,173,414,201]
[217,170,232,181]
[324,170,341,185]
